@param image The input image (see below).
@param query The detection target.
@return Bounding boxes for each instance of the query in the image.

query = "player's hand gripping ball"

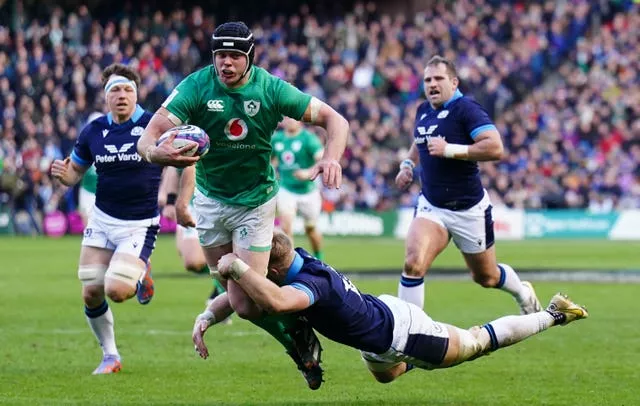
[158,125,210,157]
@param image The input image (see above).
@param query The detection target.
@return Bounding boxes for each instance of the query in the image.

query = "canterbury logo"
[104,143,134,153]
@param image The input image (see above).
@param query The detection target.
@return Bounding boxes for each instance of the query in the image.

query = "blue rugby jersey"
[413,89,497,211]
[71,105,162,220]
[285,248,394,354]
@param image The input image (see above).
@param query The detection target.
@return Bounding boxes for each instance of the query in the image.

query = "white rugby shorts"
[193,189,276,252]
[361,294,450,371]
[415,190,495,254]
[82,206,160,263]
[276,187,322,226]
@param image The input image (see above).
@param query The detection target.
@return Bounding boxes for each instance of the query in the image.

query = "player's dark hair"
[101,63,141,89]
[426,55,458,79]
[269,230,294,271]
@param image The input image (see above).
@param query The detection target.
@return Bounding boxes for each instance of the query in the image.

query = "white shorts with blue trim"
[361,294,450,371]
[415,190,494,254]
[82,206,160,263]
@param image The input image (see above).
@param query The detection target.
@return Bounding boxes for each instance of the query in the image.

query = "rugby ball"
[157,125,210,157]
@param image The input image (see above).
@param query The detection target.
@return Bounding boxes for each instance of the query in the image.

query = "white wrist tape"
[196,309,216,325]
[229,258,251,281]
[399,159,415,171]
[444,144,469,159]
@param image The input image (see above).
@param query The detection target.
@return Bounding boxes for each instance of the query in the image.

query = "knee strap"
[78,264,108,286]
[105,260,144,288]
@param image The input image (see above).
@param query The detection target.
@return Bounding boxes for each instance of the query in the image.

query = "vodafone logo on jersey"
[224,118,248,141]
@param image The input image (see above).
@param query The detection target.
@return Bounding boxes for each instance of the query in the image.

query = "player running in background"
[136,21,349,389]
[271,117,324,259]
[158,166,230,322]
[395,55,541,314]
[193,231,588,385]
[51,63,162,374]
[78,164,97,224]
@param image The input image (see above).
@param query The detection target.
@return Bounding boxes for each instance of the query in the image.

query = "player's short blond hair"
[269,230,294,270]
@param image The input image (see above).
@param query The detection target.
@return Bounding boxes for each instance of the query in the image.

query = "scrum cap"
[211,21,255,78]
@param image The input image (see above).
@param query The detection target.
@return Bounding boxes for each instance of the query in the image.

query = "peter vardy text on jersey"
[95,152,142,163]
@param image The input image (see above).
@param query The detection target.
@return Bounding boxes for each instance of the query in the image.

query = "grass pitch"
[0,236,638,405]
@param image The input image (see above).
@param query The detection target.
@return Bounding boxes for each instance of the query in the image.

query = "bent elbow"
[492,144,504,161]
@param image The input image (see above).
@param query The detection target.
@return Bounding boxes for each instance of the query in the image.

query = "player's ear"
[452,76,459,88]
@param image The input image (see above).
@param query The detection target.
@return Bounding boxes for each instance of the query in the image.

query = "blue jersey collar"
[443,89,463,108]
[283,251,304,285]
[106,104,145,125]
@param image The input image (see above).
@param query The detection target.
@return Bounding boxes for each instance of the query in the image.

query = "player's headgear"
[211,21,255,79]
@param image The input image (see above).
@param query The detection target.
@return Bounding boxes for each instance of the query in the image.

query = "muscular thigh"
[405,216,449,271]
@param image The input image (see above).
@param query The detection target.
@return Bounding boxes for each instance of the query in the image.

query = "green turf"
[2,235,637,272]
[0,236,638,405]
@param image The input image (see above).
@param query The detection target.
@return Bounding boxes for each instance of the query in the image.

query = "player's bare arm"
[175,165,196,227]
[300,97,349,189]
[217,253,311,314]
[428,129,503,161]
[137,107,199,167]
[192,291,235,359]
[395,142,419,190]
[160,167,180,221]
[51,158,88,186]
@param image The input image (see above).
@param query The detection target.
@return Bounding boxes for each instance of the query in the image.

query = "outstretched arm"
[217,254,311,314]
[192,292,235,359]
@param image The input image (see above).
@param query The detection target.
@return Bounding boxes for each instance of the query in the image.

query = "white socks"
[495,263,528,302]
[398,273,425,309]
[85,301,119,357]
[481,312,555,350]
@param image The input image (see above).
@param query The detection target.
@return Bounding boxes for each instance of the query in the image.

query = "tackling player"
[51,63,163,374]
[136,21,349,389]
[194,231,588,385]
[271,117,324,258]
[395,56,541,314]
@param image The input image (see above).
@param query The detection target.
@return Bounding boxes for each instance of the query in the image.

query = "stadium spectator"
[0,0,637,233]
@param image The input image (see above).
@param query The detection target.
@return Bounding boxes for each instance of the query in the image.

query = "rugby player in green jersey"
[271,117,325,259]
[137,22,348,389]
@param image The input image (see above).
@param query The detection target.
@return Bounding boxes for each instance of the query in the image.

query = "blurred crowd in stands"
[0,0,638,234]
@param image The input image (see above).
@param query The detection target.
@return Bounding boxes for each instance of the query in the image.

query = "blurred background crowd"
[0,0,638,234]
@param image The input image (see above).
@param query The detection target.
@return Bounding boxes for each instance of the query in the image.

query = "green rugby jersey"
[80,165,97,194]
[271,129,323,194]
[163,66,312,208]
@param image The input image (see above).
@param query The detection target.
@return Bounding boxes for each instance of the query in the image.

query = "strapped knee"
[78,264,108,286]
[455,327,487,364]
[105,260,144,288]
